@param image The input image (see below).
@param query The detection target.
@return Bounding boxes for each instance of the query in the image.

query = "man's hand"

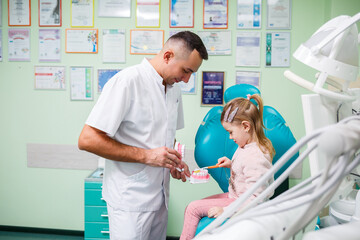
[170,161,191,182]
[145,146,183,169]
[208,206,224,218]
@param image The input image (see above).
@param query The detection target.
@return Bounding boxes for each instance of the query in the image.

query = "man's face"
[162,50,203,85]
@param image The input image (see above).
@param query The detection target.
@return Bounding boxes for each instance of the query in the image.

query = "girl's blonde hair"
[220,94,275,160]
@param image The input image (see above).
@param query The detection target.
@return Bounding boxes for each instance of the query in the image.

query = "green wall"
[0,0,359,236]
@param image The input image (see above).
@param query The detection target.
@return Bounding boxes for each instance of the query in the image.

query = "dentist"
[78,31,208,240]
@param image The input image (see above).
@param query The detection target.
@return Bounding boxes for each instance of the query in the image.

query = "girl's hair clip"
[246,94,251,100]
[228,107,238,122]
[223,107,231,122]
[224,106,239,122]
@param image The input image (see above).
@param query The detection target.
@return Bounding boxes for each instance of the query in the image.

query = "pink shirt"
[228,142,274,200]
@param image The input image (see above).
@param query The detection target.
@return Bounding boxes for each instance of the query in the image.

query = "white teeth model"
[190,168,210,184]
[175,142,186,172]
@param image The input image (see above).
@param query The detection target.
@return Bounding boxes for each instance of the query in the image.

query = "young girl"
[180,94,275,240]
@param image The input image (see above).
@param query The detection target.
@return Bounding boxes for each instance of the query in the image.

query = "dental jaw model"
[175,142,211,184]
[174,142,185,173]
[175,142,185,159]
[190,168,210,184]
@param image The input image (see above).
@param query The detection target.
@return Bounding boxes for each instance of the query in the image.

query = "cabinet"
[84,168,110,240]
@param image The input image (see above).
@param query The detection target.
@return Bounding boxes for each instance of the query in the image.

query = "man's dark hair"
[169,31,208,60]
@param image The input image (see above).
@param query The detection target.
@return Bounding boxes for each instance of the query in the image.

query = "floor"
[0,231,84,240]
[0,231,180,240]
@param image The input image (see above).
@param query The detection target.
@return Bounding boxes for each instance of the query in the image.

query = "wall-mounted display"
[65,29,98,53]
[201,71,225,106]
[265,32,290,67]
[34,66,65,90]
[102,29,125,63]
[70,66,93,101]
[237,0,261,29]
[97,69,121,92]
[177,72,196,94]
[8,0,31,26]
[170,0,194,28]
[236,31,261,67]
[203,0,228,29]
[98,0,131,17]
[39,29,61,62]
[39,0,62,27]
[198,30,231,55]
[130,29,164,55]
[8,28,31,61]
[236,71,260,89]
[136,0,160,28]
[71,0,94,27]
[267,0,291,29]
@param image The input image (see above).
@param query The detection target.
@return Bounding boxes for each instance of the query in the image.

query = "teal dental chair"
[194,84,299,235]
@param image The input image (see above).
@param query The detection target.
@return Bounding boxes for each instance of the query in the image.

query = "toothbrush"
[203,163,221,169]
[177,164,221,172]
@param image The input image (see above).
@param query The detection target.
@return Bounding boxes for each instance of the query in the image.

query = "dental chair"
[193,83,299,235]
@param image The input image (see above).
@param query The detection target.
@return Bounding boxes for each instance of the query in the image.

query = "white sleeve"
[177,91,184,130]
[86,75,131,137]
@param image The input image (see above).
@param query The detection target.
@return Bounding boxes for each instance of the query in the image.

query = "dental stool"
[194,84,299,235]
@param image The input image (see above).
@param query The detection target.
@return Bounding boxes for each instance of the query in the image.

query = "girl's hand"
[217,157,231,168]
[208,207,224,218]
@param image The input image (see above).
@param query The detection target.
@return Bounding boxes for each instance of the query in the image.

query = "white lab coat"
[86,58,184,212]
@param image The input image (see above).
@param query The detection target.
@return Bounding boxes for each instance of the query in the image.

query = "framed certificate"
[98,69,121,92]
[130,29,164,55]
[98,0,131,17]
[71,0,94,27]
[203,0,228,29]
[65,29,98,53]
[237,0,261,29]
[265,32,290,67]
[39,29,61,62]
[34,66,65,90]
[267,0,292,29]
[8,0,31,26]
[236,71,260,89]
[198,31,231,55]
[170,0,194,28]
[201,71,225,106]
[70,66,93,101]
[236,31,261,67]
[136,0,160,28]
[102,29,125,63]
[8,28,31,61]
[39,0,62,27]
[177,72,196,94]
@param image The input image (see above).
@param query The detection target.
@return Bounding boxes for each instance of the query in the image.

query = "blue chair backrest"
[194,84,298,192]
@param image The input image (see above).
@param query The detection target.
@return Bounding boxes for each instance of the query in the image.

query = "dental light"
[284,13,360,101]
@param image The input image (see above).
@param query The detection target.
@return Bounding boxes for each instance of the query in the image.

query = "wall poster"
[201,71,225,106]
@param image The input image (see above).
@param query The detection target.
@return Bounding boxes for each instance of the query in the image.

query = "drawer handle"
[101,214,109,218]
[101,230,110,234]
